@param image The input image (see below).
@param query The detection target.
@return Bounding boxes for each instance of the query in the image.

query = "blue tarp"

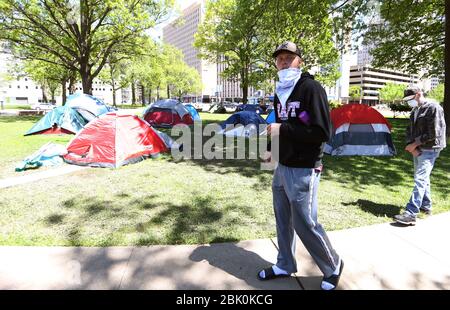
[15,142,67,172]
[25,105,87,136]
[65,93,112,120]
[220,111,267,129]
[266,110,276,124]
[185,104,201,121]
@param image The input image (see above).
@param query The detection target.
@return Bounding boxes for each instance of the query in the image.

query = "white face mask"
[276,68,302,110]
[277,68,301,82]
[407,99,418,108]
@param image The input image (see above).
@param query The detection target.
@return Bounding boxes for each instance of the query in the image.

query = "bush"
[389,101,411,118]
[328,100,343,110]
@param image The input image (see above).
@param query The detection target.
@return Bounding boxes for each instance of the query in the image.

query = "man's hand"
[267,123,281,137]
[261,151,271,163]
[410,148,422,157]
[405,142,420,153]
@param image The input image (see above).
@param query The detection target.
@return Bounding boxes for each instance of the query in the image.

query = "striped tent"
[324,104,396,156]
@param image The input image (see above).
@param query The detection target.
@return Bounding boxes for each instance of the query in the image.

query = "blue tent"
[25,105,87,136]
[65,93,112,121]
[266,110,276,124]
[219,111,267,138]
[185,104,201,121]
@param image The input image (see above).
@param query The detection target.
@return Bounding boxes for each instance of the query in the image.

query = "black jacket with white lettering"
[272,72,331,168]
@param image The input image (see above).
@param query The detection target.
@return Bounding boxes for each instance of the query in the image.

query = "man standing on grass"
[258,41,343,290]
[394,86,446,226]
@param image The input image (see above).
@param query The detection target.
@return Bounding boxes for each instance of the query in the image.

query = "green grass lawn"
[1,105,32,110]
[0,112,449,246]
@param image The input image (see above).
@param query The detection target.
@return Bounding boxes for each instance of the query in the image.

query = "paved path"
[1,212,449,290]
[0,165,86,189]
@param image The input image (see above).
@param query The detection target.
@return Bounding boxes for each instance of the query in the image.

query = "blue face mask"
[276,68,302,110]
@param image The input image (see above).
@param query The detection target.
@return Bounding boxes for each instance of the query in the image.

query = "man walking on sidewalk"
[394,86,447,226]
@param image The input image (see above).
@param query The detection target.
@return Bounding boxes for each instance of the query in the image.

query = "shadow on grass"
[43,193,259,246]
[322,119,413,191]
[343,199,402,217]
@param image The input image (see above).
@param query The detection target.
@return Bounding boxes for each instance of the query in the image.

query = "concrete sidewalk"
[0,213,449,290]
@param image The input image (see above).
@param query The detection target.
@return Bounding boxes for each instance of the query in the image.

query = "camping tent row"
[26,97,201,136]
[143,100,267,137]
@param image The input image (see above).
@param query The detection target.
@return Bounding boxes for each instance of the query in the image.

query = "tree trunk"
[167,85,170,99]
[112,88,117,107]
[42,86,48,103]
[80,59,93,94]
[241,67,248,104]
[81,73,93,95]
[445,0,450,136]
[157,86,160,100]
[68,74,76,95]
[62,80,67,105]
[131,82,136,105]
[141,84,146,106]
[149,88,152,104]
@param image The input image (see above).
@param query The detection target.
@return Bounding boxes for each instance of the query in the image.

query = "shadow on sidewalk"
[189,242,302,290]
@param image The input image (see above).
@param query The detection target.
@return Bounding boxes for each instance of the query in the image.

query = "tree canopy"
[0,0,174,94]
[195,0,340,103]
[379,82,406,104]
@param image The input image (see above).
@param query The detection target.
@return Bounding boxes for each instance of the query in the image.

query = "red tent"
[63,113,168,168]
[143,99,194,128]
[330,104,392,131]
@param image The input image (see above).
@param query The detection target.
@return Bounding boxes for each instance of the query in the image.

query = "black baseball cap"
[272,41,302,58]
[403,86,422,101]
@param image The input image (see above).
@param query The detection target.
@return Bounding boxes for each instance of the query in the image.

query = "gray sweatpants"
[273,163,340,278]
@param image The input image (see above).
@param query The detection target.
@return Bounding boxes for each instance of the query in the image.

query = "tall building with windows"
[349,65,419,105]
[163,1,218,100]
[357,43,375,67]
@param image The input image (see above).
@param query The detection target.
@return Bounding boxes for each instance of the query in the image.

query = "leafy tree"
[195,0,267,104]
[0,0,174,94]
[98,54,130,107]
[163,45,202,99]
[334,0,448,135]
[349,85,362,101]
[379,82,406,104]
[260,0,341,87]
[195,0,340,103]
